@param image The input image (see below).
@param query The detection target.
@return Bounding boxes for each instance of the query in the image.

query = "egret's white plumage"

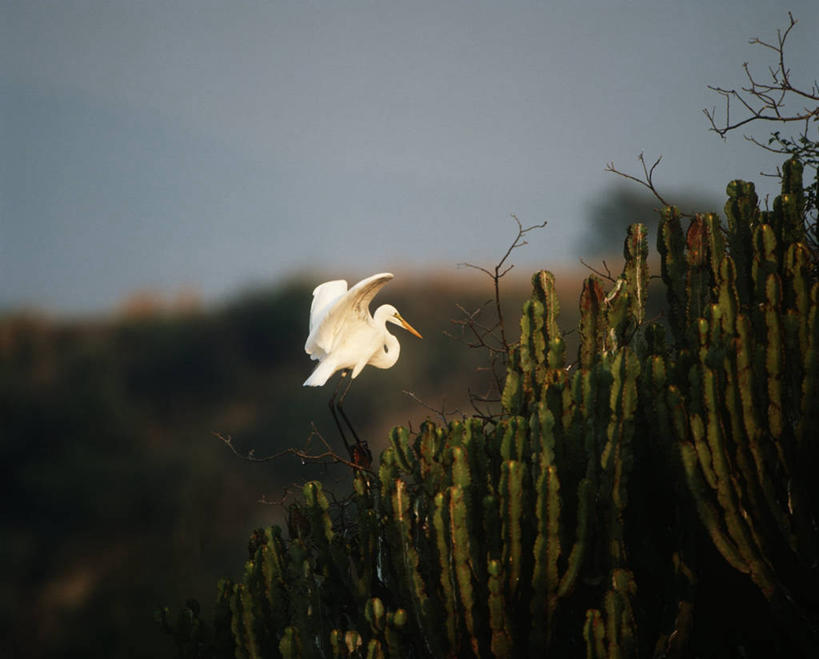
[303,273,422,387]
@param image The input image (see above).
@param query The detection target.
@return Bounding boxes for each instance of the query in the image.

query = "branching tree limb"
[702,11,817,264]
[215,425,374,474]
[605,153,675,211]
[215,425,371,536]
[703,13,818,143]
[447,215,548,419]
[578,257,616,283]
[402,390,461,425]
[455,215,548,352]
[608,15,817,268]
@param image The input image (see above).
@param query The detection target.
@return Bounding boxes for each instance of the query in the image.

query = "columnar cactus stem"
[487,559,513,657]
[501,346,523,415]
[580,276,606,370]
[623,223,649,326]
[724,179,758,308]
[779,158,806,246]
[800,283,819,447]
[432,490,458,650]
[601,348,639,566]
[449,485,480,655]
[530,460,561,650]
[659,206,688,347]
[278,626,301,658]
[584,609,606,659]
[685,216,710,325]
[500,460,525,600]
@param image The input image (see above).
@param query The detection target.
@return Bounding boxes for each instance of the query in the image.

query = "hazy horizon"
[3,1,816,312]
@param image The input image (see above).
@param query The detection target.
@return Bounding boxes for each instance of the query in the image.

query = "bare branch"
[215,425,374,474]
[451,215,548,419]
[702,12,818,268]
[579,257,616,283]
[704,13,819,141]
[745,134,791,155]
[446,301,507,354]
[402,390,461,424]
[257,484,306,506]
[606,152,679,212]
[457,215,548,352]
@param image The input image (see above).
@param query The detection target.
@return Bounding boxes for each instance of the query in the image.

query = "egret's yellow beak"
[395,313,423,339]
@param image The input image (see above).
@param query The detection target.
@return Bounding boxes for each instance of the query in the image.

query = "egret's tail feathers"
[303,360,337,387]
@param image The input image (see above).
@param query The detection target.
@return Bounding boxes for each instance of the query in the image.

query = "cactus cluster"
[660,159,819,649]
[159,159,818,657]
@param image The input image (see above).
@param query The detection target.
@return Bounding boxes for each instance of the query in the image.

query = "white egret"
[303,272,422,463]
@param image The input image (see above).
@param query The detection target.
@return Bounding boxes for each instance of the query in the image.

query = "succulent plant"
[160,159,818,657]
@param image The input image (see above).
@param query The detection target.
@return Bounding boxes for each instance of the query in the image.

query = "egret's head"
[384,305,423,339]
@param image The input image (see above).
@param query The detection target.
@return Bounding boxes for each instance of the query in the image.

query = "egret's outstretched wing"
[305,273,394,358]
[345,272,394,318]
[309,279,347,334]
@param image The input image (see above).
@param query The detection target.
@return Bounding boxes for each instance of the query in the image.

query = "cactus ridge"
[162,159,818,657]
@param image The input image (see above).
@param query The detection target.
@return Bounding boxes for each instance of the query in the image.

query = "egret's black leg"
[328,371,353,458]
[336,371,361,446]
[328,371,372,468]
[335,374,373,469]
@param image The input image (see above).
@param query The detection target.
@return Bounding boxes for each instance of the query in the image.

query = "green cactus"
[449,484,479,654]
[161,158,818,657]
[623,223,649,326]
[579,276,607,369]
[661,160,819,651]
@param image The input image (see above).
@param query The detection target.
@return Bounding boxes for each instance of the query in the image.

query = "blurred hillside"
[0,270,590,658]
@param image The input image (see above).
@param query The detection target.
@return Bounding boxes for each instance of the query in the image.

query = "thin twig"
[402,390,462,424]
[703,13,819,140]
[457,215,549,353]
[452,216,548,417]
[257,484,305,506]
[701,11,818,266]
[214,425,374,474]
[605,153,675,211]
[579,257,616,283]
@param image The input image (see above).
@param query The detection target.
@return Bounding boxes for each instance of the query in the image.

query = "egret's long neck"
[370,306,401,369]
[380,332,401,369]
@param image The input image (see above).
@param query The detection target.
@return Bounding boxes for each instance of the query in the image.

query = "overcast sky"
[2,1,816,312]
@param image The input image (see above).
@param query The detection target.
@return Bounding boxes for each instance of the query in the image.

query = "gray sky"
[2,1,816,312]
